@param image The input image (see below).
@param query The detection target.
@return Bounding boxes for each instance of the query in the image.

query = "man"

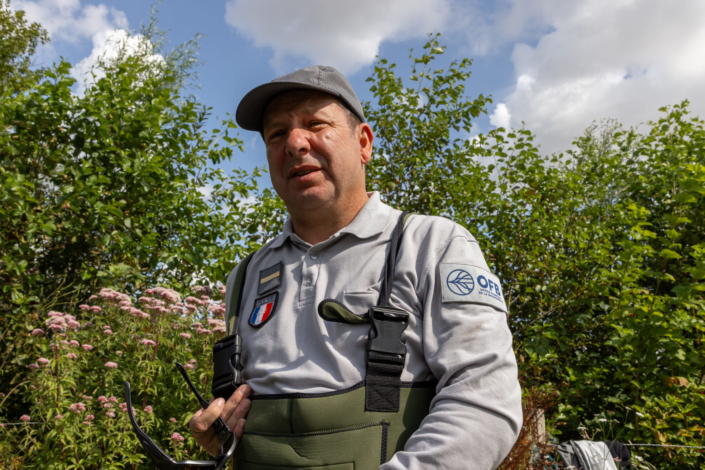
[189,65,522,469]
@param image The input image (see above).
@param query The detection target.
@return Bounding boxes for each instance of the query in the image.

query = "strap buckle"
[367,306,409,360]
[211,334,244,400]
[365,307,409,412]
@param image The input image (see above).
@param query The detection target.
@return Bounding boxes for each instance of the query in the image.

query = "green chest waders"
[225,213,436,469]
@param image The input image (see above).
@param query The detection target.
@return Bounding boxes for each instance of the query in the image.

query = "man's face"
[262,90,372,213]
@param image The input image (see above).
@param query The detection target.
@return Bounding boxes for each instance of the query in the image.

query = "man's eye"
[267,130,285,141]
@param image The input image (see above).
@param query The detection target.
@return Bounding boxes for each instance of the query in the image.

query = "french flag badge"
[249,292,278,328]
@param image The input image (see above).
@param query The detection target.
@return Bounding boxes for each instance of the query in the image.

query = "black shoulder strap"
[366,211,415,413]
[226,251,257,335]
[377,211,410,308]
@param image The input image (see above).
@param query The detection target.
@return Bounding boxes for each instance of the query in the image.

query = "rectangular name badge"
[439,263,508,313]
[258,262,282,295]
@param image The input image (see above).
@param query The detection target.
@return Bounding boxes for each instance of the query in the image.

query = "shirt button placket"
[300,250,321,303]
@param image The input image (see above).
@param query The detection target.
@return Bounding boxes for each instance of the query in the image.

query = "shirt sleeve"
[381,230,522,470]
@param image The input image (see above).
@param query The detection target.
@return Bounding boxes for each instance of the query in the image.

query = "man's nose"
[284,127,311,157]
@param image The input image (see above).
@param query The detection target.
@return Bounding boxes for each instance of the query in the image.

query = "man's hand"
[189,384,252,456]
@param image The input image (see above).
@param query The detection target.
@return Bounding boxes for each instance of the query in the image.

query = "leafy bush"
[0,15,283,421]
[366,36,705,469]
[0,284,226,469]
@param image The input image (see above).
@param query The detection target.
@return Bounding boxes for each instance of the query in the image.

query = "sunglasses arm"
[124,373,237,470]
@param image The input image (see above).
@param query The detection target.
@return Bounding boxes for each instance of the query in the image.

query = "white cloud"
[11,0,162,95]
[12,0,127,43]
[485,0,705,153]
[71,29,164,95]
[489,103,511,129]
[224,0,450,74]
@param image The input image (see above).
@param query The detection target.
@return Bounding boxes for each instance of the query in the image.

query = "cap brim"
[236,81,342,133]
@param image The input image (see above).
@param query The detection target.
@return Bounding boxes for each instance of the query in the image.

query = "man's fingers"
[225,396,251,431]
[223,384,252,422]
[234,419,246,440]
[189,398,225,434]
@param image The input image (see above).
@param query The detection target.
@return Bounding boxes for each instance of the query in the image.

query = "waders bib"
[225,213,435,469]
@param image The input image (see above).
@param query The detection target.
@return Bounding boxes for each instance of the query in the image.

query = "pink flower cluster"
[208,304,226,318]
[119,403,135,413]
[69,402,86,413]
[185,296,207,307]
[82,344,93,351]
[140,297,165,307]
[31,328,44,336]
[97,288,131,304]
[152,286,181,303]
[196,328,212,336]
[179,333,191,339]
[207,318,226,334]
[140,338,157,347]
[104,361,118,369]
[66,353,78,359]
[45,311,80,331]
[171,432,185,442]
[124,306,150,319]
[146,305,169,315]
[192,285,214,297]
[218,285,226,295]
[37,358,50,365]
[144,406,153,413]
[20,415,30,422]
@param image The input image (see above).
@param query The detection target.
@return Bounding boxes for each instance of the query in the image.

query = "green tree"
[0,25,279,420]
[0,0,48,93]
[364,36,704,469]
[365,33,493,217]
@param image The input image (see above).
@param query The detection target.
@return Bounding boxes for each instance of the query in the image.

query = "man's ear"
[358,123,374,165]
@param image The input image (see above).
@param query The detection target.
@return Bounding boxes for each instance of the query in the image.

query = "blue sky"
[13,0,705,179]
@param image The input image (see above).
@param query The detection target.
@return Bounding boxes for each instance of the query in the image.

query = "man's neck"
[289,192,370,245]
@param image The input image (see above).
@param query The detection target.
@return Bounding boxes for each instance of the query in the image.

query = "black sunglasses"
[124,362,237,470]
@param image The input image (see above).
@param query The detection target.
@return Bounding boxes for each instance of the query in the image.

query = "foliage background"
[1,4,703,469]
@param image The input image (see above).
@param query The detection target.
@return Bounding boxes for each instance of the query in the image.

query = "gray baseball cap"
[236,65,366,133]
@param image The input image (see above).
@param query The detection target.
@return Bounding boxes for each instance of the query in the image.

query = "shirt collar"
[268,192,393,249]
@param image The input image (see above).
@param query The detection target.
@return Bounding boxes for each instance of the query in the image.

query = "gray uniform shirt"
[225,192,522,469]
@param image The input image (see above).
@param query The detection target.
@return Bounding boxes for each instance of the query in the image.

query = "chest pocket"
[342,280,382,317]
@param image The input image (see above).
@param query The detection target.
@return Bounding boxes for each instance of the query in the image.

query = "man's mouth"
[289,167,321,180]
